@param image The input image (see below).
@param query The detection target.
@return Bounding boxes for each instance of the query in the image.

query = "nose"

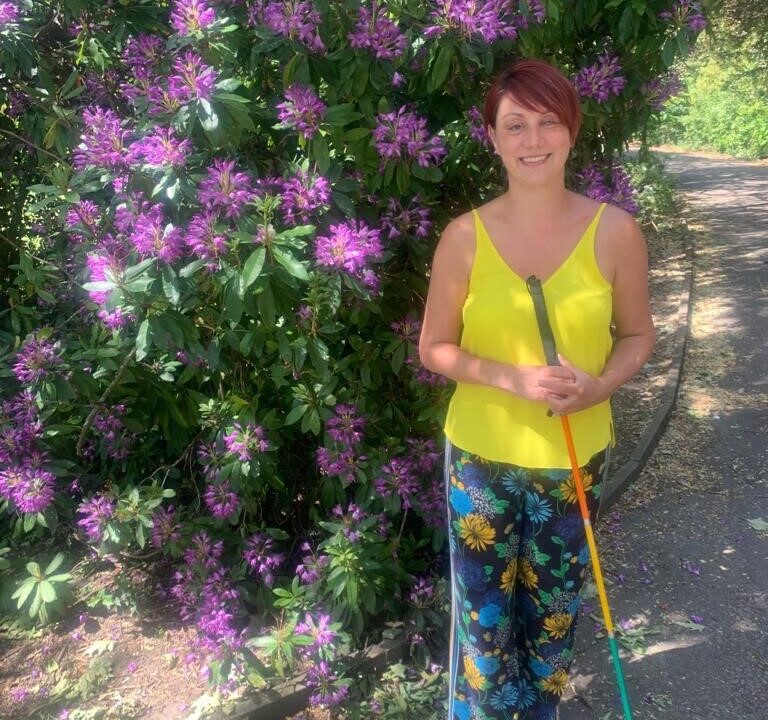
[523,125,543,147]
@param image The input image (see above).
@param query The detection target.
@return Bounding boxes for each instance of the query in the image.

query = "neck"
[499,181,571,221]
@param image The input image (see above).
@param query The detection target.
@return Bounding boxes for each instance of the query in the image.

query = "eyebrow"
[500,110,558,119]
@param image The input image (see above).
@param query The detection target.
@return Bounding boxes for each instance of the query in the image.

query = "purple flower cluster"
[380,196,432,240]
[347,6,408,60]
[0,393,57,515]
[316,404,367,486]
[198,158,257,219]
[151,505,182,548]
[373,440,444,525]
[170,0,217,35]
[171,531,243,653]
[660,0,707,31]
[12,334,64,384]
[203,479,241,519]
[66,200,102,243]
[405,436,441,474]
[408,575,436,606]
[467,106,491,147]
[222,422,269,462]
[295,541,330,584]
[86,404,137,461]
[127,127,192,168]
[425,0,539,43]
[573,53,627,103]
[123,33,166,73]
[314,219,382,289]
[280,170,331,225]
[578,163,639,215]
[258,0,325,53]
[185,211,228,269]
[130,203,185,263]
[0,464,56,514]
[77,494,116,542]
[326,404,366,445]
[391,315,421,345]
[0,1,20,27]
[73,107,131,171]
[641,73,683,111]
[414,473,447,530]
[373,457,420,510]
[330,502,366,542]
[85,250,121,305]
[373,106,446,168]
[0,392,40,464]
[305,661,349,707]
[295,612,336,648]
[5,90,29,118]
[167,50,219,104]
[276,85,326,140]
[243,531,285,586]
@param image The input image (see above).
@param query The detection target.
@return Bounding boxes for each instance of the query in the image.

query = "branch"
[0,230,59,268]
[0,127,64,163]
[76,347,136,456]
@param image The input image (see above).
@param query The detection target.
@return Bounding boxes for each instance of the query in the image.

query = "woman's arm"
[419,215,576,403]
[540,207,656,414]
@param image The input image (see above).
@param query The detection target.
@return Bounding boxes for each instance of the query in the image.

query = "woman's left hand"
[537,354,609,415]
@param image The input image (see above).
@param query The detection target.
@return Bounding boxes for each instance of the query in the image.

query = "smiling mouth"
[519,154,550,165]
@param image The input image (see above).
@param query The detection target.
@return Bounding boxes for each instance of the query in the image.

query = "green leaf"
[26,561,41,577]
[275,225,315,240]
[135,319,151,361]
[136,523,146,549]
[428,44,454,93]
[344,127,371,142]
[38,581,56,604]
[44,553,65,575]
[179,259,206,277]
[311,134,331,174]
[12,579,36,608]
[82,281,115,293]
[272,247,309,281]
[324,103,363,127]
[285,404,308,426]
[240,247,266,294]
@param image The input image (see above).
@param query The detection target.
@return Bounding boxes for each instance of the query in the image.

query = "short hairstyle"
[482,59,582,143]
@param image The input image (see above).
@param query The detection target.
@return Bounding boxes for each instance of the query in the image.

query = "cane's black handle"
[526,275,559,367]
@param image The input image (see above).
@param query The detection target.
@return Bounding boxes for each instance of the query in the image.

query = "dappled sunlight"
[632,634,706,659]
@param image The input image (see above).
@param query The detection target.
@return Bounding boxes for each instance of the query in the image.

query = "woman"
[419,59,655,720]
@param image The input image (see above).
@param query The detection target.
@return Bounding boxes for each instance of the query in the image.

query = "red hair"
[482,59,582,143]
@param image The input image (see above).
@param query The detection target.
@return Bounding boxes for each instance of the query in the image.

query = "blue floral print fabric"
[444,441,606,720]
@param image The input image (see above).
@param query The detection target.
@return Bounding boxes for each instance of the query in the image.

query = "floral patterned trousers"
[444,440,606,720]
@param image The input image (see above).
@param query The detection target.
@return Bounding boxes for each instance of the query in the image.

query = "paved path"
[562,152,768,720]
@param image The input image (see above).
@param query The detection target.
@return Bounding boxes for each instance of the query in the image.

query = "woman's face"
[488,93,572,187]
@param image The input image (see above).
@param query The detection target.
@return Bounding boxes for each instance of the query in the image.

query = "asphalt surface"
[561,151,768,720]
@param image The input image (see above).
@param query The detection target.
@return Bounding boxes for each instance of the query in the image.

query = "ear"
[487,126,498,153]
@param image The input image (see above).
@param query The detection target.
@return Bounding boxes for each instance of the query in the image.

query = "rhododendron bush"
[0,0,709,697]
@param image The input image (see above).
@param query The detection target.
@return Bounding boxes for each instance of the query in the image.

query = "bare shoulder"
[433,209,476,272]
[597,202,646,250]
[440,210,475,246]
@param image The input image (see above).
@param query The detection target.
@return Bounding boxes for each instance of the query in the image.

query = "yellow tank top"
[444,203,613,468]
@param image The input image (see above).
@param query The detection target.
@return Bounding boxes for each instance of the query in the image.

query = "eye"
[506,123,524,133]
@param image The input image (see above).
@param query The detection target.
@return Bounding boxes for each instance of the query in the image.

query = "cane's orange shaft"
[560,415,615,635]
